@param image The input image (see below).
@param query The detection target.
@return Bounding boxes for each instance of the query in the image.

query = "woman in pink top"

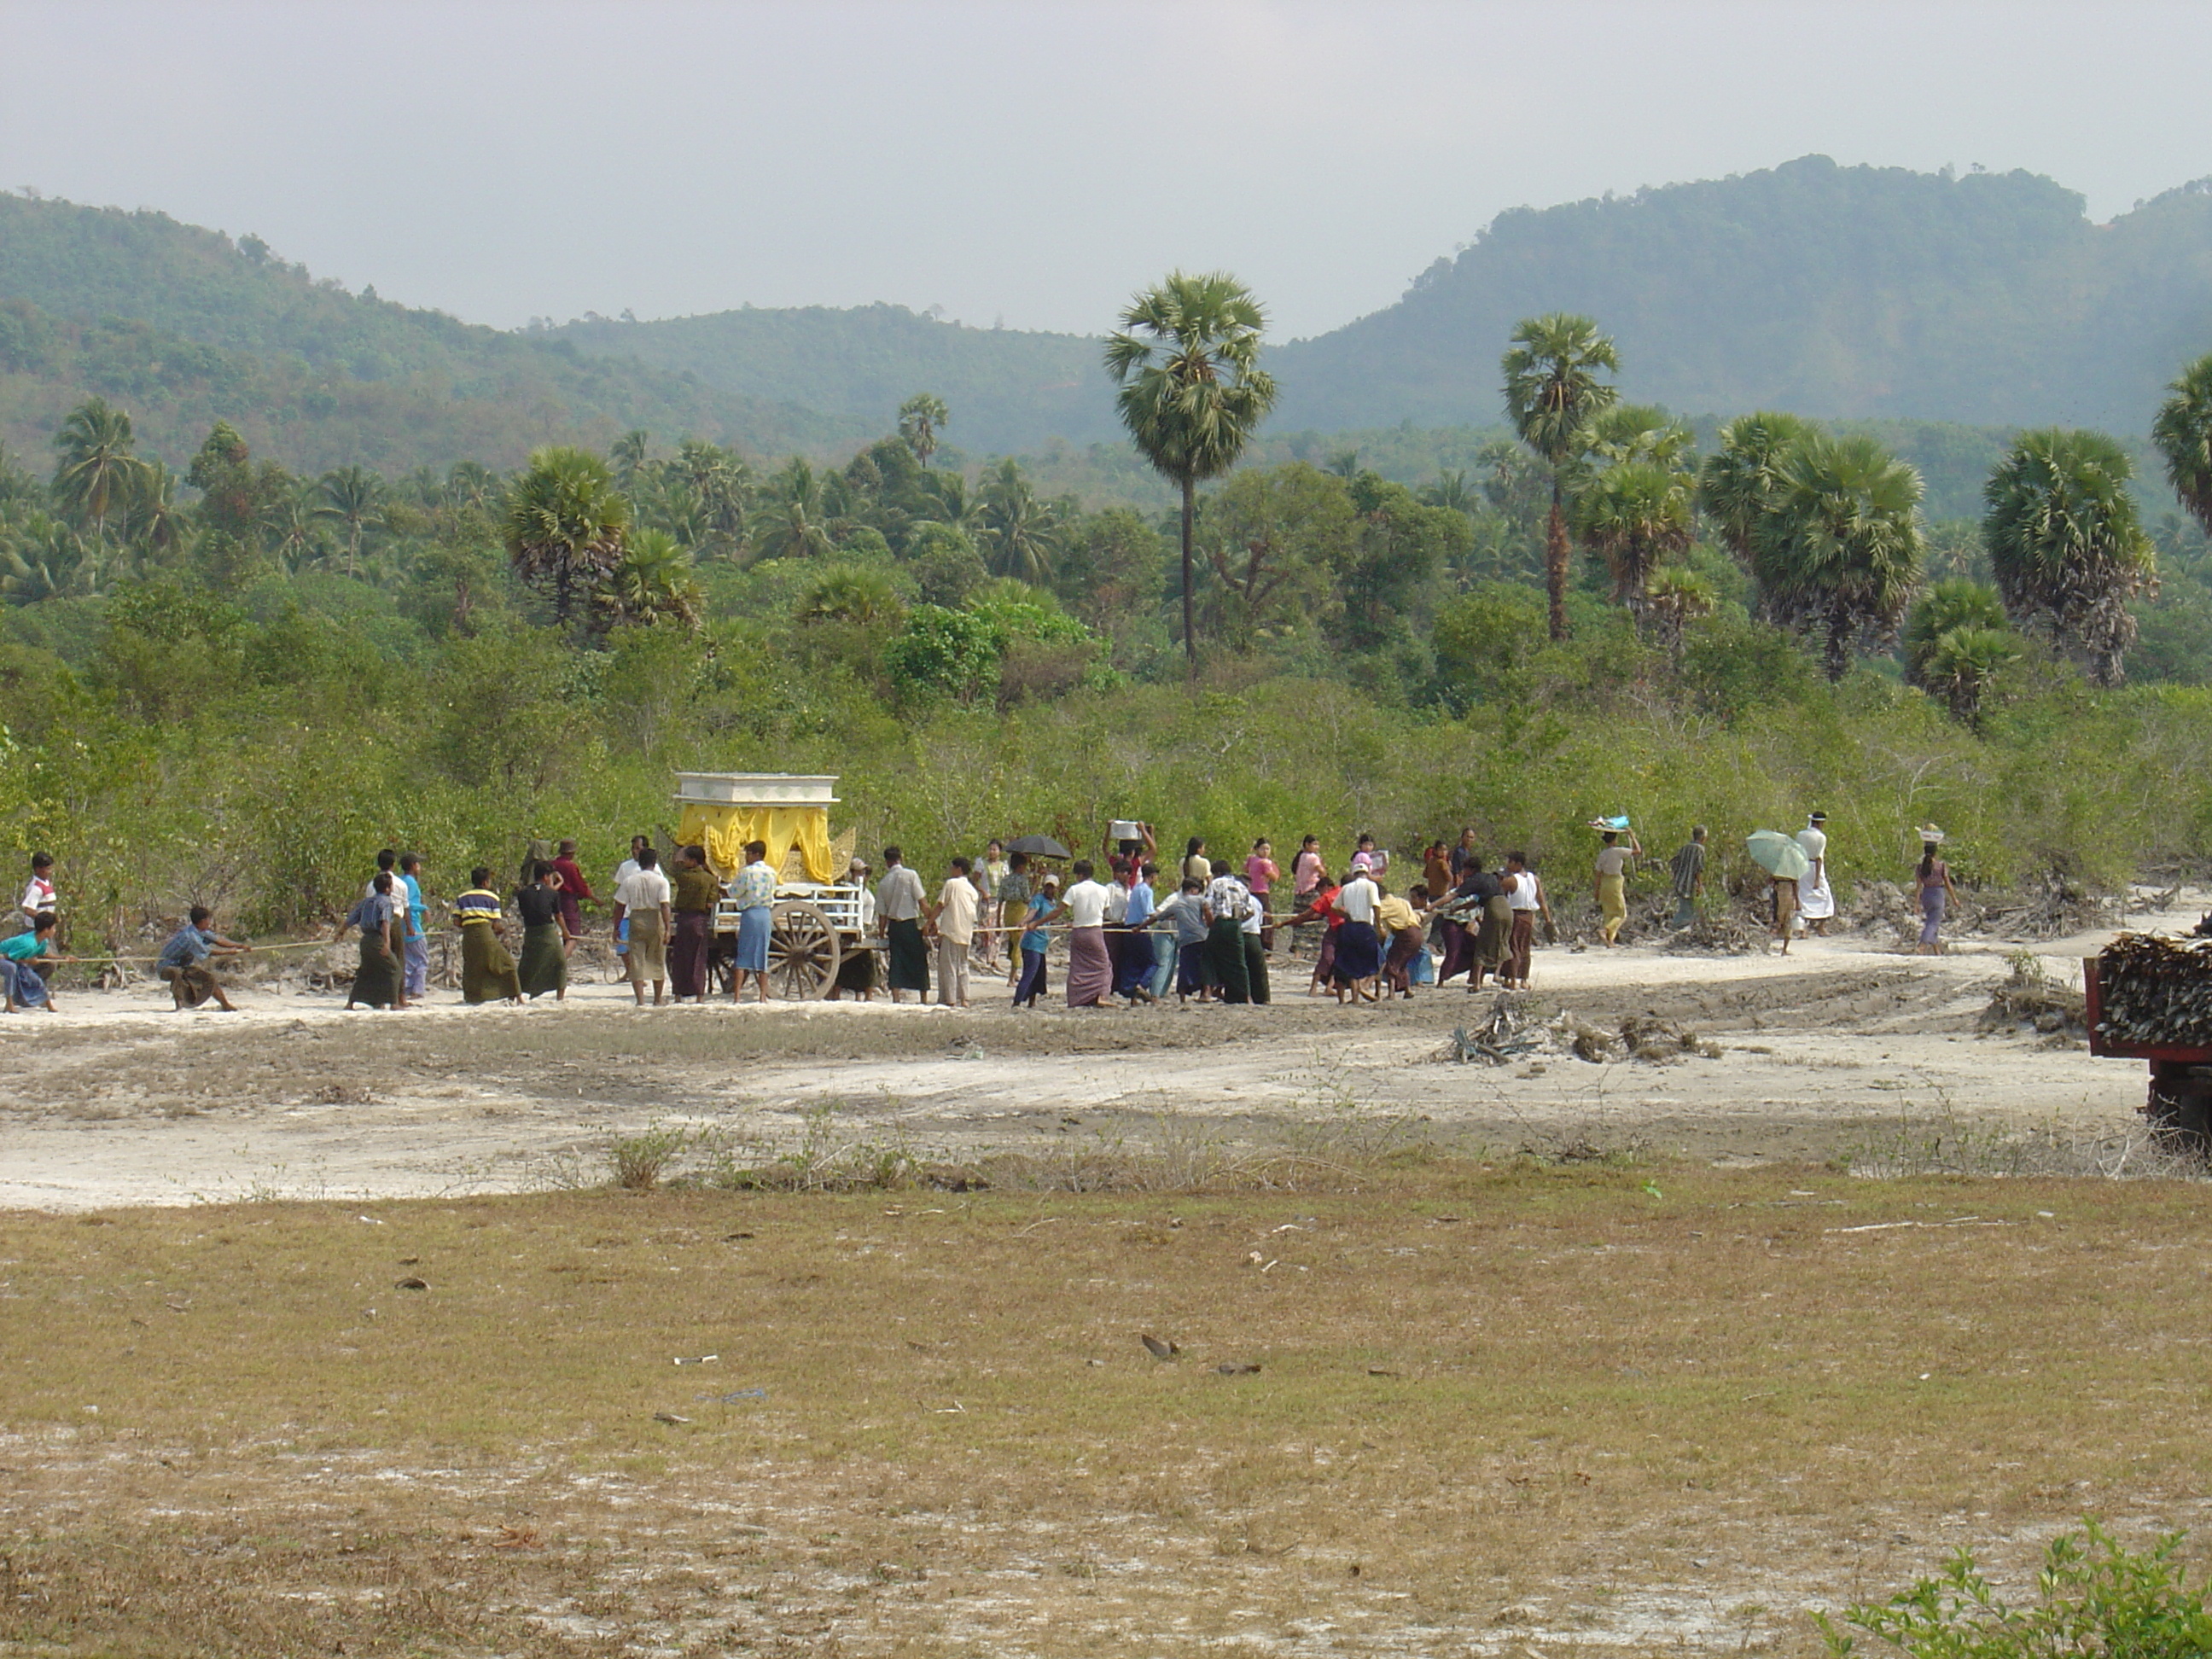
[1289,835,1324,958]
[1245,838,1280,952]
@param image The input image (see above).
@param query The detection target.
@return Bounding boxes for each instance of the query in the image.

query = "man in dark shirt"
[157,905,249,1010]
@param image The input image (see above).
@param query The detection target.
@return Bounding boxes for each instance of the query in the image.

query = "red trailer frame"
[2084,957,2212,1140]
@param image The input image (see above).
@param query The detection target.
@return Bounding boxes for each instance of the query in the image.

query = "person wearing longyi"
[453,866,523,1005]
[876,847,928,1004]
[1796,812,1834,936]
[0,911,67,1013]
[1592,825,1639,947]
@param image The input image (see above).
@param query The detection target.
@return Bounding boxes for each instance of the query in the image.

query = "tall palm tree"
[1501,314,1619,641]
[1751,433,1925,681]
[314,463,387,578]
[50,398,150,543]
[1698,410,1814,576]
[1104,271,1278,674]
[899,394,951,468]
[1982,428,2154,687]
[504,446,630,625]
[2154,353,2212,539]
[978,457,1062,584]
[1573,460,1696,621]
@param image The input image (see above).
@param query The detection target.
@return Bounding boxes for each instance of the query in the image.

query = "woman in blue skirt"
[730,839,777,1003]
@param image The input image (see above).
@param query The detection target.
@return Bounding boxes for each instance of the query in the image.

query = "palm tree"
[115,461,183,562]
[611,428,651,489]
[1921,625,2021,728]
[1583,404,1694,471]
[261,486,327,573]
[1501,314,1619,641]
[444,461,499,512]
[978,457,1062,584]
[1751,433,1925,681]
[899,394,951,468]
[749,458,835,562]
[1982,428,2154,687]
[1573,459,1696,621]
[1422,469,1476,515]
[50,398,150,543]
[314,463,387,578]
[600,527,701,630]
[1104,271,1278,674]
[2152,353,2212,538]
[800,564,906,629]
[1903,578,2009,687]
[504,446,630,625]
[1698,410,1814,579]
[1643,563,1716,663]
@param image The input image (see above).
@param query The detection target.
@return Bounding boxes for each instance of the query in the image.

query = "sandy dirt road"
[0,900,2169,1211]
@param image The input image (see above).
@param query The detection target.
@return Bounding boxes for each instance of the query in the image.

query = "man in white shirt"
[611,847,674,1006]
[928,857,981,1008]
[1337,869,1378,926]
[613,834,651,894]
[1330,865,1382,1003]
[1062,860,1117,1007]
[876,847,929,1004]
[1796,812,1834,935]
[18,852,56,936]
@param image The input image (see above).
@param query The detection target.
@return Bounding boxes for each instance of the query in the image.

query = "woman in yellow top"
[1592,829,1639,947]
[1374,883,1424,999]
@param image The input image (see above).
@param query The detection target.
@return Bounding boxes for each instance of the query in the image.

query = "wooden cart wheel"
[769,901,841,1001]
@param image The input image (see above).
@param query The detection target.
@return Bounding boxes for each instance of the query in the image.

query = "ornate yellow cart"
[672,772,870,1000]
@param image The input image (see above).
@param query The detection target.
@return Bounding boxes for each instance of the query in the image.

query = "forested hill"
[1272,156,2212,435]
[0,193,864,472]
[550,306,1115,456]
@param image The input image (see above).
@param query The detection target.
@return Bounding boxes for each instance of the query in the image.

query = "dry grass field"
[6,1160,2212,1656]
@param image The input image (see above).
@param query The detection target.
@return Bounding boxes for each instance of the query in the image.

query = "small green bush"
[1817,1522,2212,1656]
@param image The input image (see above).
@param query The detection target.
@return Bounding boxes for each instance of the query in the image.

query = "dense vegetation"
[9,290,2212,949]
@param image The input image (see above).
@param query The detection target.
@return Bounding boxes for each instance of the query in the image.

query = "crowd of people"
[0,810,1962,1017]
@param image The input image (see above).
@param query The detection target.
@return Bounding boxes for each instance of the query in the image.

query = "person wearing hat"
[1913,828,1955,955]
[1796,812,1835,936]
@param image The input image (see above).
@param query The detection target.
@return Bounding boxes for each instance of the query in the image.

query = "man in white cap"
[1796,811,1834,936]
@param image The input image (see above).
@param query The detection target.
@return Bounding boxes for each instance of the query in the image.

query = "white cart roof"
[673,771,840,806]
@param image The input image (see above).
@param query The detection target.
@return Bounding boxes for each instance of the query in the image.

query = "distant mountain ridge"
[0,192,864,472]
[553,156,2212,445]
[3,156,2212,479]
[1269,155,2212,436]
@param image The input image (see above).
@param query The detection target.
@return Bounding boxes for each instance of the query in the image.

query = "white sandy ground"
[0,891,2195,1211]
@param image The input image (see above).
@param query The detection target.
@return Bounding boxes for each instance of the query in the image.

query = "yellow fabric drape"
[674,804,835,884]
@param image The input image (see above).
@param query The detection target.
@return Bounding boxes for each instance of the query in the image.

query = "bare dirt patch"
[0,923,2157,1209]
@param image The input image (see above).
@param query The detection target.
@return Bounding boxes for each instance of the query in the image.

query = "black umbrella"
[1005,834,1072,859]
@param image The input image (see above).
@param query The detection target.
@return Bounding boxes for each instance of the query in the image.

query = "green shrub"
[1816,1522,2212,1656]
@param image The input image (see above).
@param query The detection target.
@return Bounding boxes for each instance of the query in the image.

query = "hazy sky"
[5,1,2208,341]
